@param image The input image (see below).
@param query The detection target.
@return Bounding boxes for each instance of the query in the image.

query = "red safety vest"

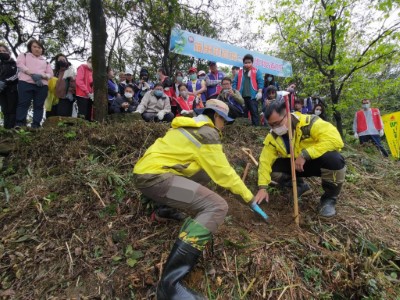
[236,67,259,92]
[356,108,383,133]
[175,96,204,115]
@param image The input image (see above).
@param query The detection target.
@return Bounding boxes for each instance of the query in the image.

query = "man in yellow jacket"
[134,99,265,299]
[254,100,346,217]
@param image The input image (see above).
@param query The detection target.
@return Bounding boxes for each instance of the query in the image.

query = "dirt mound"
[0,120,399,299]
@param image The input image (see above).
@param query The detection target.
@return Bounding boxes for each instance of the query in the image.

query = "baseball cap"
[194,99,234,123]
[208,61,216,66]
[188,67,197,73]
[198,70,206,76]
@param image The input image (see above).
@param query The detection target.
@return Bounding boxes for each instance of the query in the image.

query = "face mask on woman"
[314,109,322,116]
[176,76,183,83]
[0,53,11,61]
[189,74,197,81]
[124,92,133,98]
[267,76,273,81]
[180,91,188,98]
[87,62,92,69]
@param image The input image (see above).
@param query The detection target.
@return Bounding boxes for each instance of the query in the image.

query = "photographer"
[217,77,245,119]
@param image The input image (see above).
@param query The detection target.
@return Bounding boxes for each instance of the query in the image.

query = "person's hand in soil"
[254,188,269,204]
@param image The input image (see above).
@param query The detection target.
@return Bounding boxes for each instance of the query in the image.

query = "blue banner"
[170,27,292,77]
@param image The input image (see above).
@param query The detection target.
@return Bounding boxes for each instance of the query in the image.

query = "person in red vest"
[175,84,203,116]
[353,99,388,157]
[232,54,264,126]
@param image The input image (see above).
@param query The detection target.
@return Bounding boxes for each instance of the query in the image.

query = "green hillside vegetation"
[0,118,399,299]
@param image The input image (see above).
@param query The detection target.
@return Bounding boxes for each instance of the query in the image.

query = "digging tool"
[282,91,300,226]
[241,148,269,222]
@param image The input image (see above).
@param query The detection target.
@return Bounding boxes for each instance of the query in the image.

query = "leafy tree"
[0,0,90,60]
[261,0,400,136]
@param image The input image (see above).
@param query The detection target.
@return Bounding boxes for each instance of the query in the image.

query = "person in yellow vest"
[133,99,267,299]
[254,100,346,217]
[353,99,388,157]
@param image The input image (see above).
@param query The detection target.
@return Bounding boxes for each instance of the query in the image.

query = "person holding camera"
[217,77,245,119]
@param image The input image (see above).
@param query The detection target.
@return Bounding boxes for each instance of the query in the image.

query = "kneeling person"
[255,100,346,217]
[133,99,257,299]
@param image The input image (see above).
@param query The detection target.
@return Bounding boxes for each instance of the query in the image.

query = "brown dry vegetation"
[0,117,399,299]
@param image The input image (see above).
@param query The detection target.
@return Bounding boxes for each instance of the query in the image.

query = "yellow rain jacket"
[134,115,253,203]
[258,113,343,188]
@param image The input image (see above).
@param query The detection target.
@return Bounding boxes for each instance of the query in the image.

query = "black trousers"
[0,85,18,129]
[272,151,346,178]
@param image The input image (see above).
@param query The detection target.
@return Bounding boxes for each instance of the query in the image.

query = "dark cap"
[208,61,216,66]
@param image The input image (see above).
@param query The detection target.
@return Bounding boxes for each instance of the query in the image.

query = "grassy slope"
[0,119,399,299]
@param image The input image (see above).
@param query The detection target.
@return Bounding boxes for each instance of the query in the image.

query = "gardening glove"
[180,110,189,115]
[249,199,269,222]
[157,110,165,120]
[0,81,5,93]
[88,93,94,101]
[256,91,262,100]
[379,129,384,137]
[31,74,43,87]
[354,133,359,139]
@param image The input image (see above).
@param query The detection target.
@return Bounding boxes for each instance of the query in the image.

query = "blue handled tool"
[250,202,269,222]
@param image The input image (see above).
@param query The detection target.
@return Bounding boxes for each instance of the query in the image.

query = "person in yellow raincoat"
[134,99,265,300]
[254,99,346,218]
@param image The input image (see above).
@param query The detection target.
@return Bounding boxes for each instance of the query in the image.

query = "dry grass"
[0,118,399,299]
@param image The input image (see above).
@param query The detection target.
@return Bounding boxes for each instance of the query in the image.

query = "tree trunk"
[89,0,108,122]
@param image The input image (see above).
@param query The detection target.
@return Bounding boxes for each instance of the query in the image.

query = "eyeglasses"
[268,114,287,129]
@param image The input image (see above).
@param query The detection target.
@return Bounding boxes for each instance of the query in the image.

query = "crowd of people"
[0,39,392,300]
[0,39,332,129]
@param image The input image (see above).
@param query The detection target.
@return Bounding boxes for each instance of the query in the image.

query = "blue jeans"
[16,81,48,128]
[359,135,389,157]
[243,97,259,126]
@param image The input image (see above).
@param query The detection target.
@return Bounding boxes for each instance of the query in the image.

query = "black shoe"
[157,239,207,300]
[154,206,187,222]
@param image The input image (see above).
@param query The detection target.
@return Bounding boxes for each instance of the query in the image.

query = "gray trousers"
[139,174,228,233]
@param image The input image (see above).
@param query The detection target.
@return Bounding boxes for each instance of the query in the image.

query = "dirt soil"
[0,118,399,299]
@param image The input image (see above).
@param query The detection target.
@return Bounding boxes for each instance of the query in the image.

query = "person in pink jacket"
[15,39,53,128]
[75,56,93,121]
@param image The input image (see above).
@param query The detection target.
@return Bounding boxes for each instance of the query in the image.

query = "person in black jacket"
[0,44,18,129]
[111,85,139,113]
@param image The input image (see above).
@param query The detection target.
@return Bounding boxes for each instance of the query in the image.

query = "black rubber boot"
[154,205,187,222]
[320,181,343,217]
[157,239,207,300]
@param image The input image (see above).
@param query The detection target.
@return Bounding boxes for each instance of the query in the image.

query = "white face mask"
[272,124,288,136]
[314,110,322,116]
[124,92,133,98]
[87,62,92,70]
[362,104,370,109]
[180,91,188,98]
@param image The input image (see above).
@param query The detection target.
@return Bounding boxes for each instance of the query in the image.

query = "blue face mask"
[199,76,205,80]
[154,90,164,97]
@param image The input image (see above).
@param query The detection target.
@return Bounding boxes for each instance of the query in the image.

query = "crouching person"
[133,83,174,122]
[133,99,257,299]
[255,100,346,217]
